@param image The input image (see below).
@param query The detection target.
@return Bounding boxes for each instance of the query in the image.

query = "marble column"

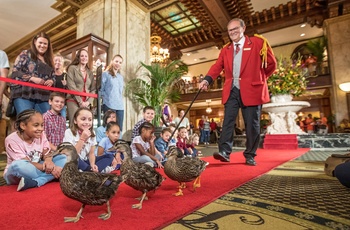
[75,0,151,140]
[324,14,350,126]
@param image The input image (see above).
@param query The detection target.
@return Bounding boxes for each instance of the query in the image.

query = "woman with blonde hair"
[100,54,125,132]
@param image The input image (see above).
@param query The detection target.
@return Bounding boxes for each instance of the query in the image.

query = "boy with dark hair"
[155,127,172,160]
[43,92,66,150]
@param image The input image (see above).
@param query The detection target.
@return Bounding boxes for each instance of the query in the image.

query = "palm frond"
[125,60,188,126]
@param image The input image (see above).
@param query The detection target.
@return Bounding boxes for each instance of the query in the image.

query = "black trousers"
[219,87,261,159]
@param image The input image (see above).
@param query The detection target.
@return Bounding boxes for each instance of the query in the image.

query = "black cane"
[169,87,203,141]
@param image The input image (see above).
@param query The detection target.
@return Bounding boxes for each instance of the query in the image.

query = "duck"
[57,142,125,223]
[164,146,208,196]
[108,139,165,209]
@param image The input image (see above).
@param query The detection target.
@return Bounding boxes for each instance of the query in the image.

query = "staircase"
[263,134,298,149]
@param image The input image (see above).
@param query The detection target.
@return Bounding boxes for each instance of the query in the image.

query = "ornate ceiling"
[4,0,350,61]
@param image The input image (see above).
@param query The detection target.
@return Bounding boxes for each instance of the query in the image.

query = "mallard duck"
[108,139,165,209]
[164,146,208,196]
[57,142,125,223]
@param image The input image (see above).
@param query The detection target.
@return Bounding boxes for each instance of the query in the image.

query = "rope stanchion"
[0,76,97,98]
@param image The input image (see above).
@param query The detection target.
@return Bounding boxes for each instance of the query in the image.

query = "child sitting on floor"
[97,121,123,170]
[176,126,191,156]
[63,108,114,173]
[155,127,172,162]
[131,122,163,168]
[187,133,202,157]
[4,109,67,191]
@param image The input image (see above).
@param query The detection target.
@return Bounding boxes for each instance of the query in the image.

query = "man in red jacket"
[199,18,276,166]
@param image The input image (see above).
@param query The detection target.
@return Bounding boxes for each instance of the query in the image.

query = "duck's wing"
[61,171,123,205]
[124,163,164,192]
[166,157,208,182]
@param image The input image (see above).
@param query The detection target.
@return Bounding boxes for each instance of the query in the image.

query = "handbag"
[5,100,16,118]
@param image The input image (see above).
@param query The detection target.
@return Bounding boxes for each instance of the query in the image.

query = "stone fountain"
[262,95,310,134]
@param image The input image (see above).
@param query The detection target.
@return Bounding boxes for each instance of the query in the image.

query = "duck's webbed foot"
[173,188,184,196]
[132,192,147,209]
[98,201,112,220]
[64,204,85,223]
[193,176,201,191]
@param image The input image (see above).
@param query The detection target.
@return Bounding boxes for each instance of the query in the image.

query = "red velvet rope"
[0,76,97,98]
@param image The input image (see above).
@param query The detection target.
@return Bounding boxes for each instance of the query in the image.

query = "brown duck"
[164,146,208,196]
[57,142,125,223]
[108,139,165,209]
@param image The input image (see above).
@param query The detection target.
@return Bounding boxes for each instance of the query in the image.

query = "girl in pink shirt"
[4,109,67,191]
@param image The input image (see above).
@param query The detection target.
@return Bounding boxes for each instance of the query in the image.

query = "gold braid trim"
[254,34,274,68]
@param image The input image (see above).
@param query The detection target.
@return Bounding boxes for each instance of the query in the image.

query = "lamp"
[150,33,169,63]
[206,99,212,114]
[339,82,350,92]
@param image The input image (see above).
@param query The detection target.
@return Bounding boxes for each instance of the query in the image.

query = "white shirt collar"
[234,36,245,47]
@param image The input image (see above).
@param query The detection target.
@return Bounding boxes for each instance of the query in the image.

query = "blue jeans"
[102,104,124,132]
[204,130,210,143]
[4,154,67,187]
[13,98,50,114]
[78,154,114,172]
[60,106,67,119]
[200,129,205,143]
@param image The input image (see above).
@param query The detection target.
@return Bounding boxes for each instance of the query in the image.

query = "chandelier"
[206,99,212,114]
[150,33,170,63]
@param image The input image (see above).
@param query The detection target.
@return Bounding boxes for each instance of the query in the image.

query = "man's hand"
[199,80,209,90]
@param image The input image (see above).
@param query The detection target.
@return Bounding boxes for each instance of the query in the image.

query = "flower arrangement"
[267,56,307,97]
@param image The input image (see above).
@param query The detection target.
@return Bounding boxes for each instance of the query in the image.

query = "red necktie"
[235,44,240,55]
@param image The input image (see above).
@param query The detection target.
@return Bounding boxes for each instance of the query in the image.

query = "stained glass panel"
[152,2,201,35]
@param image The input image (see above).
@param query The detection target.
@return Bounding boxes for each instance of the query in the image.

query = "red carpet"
[0,148,309,230]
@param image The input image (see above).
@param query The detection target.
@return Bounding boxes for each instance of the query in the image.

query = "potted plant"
[125,60,188,127]
[267,56,308,102]
[306,36,328,74]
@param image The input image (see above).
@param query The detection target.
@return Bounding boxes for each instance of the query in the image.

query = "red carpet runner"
[0,148,309,230]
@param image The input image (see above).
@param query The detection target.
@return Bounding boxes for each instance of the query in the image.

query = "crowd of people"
[296,113,328,134]
[0,30,203,192]
[1,17,349,192]
[179,73,225,94]
[0,31,149,192]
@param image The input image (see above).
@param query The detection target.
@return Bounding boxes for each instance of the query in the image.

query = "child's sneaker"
[145,162,154,167]
[101,166,115,173]
[17,177,38,192]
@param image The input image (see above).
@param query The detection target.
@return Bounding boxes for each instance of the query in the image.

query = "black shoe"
[245,157,256,166]
[213,152,230,162]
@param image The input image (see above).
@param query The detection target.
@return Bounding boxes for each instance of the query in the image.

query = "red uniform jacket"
[205,35,276,106]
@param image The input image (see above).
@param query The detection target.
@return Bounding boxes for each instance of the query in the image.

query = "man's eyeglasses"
[228,27,241,33]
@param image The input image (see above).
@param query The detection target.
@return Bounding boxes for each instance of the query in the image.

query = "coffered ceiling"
[1,0,349,64]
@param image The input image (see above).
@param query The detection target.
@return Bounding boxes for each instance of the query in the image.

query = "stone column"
[75,0,150,140]
[324,14,350,126]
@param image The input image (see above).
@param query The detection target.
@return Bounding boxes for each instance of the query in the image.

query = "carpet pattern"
[165,151,350,230]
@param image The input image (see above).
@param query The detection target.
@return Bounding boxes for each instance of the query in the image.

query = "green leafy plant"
[125,60,188,126]
[306,36,327,62]
[267,56,308,97]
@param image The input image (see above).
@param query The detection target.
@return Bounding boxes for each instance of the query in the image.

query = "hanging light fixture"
[150,33,170,63]
[206,99,212,114]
